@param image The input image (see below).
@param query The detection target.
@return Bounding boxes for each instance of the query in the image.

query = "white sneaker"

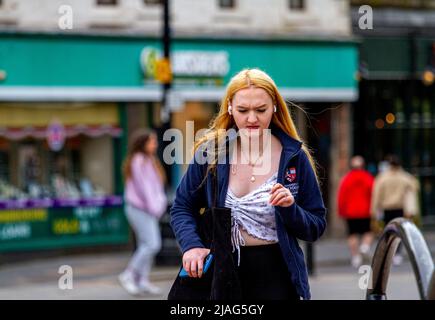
[359,244,371,260]
[351,254,362,268]
[393,254,403,266]
[138,281,162,295]
[360,244,370,255]
[118,272,141,296]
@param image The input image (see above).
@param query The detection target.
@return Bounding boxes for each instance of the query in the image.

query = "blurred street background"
[1,0,435,300]
[1,231,434,299]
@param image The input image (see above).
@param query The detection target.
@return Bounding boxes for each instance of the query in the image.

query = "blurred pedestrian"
[371,155,417,265]
[337,156,375,268]
[119,128,168,296]
[169,68,326,300]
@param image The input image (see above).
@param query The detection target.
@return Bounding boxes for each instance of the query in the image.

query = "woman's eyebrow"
[235,104,267,109]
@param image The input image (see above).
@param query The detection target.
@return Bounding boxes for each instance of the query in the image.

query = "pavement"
[0,230,434,300]
[313,230,435,268]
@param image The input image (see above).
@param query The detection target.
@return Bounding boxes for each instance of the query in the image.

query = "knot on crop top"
[224,172,279,266]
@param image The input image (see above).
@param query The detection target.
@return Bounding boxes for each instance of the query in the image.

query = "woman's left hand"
[269,183,295,207]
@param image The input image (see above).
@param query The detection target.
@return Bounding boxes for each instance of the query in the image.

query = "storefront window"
[96,0,118,5]
[0,107,119,203]
[219,0,235,9]
[1,136,113,201]
[354,80,435,223]
[0,103,128,251]
[289,0,305,10]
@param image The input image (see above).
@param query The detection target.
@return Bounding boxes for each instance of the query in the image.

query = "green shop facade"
[0,32,358,253]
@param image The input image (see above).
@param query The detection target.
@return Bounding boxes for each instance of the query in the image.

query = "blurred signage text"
[141,47,229,86]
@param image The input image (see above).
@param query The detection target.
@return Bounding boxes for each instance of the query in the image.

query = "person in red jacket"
[337,156,375,268]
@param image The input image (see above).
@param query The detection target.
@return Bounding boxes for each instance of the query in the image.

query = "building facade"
[0,0,357,256]
[0,0,350,36]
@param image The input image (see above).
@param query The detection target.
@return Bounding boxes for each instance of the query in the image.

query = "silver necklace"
[232,139,270,183]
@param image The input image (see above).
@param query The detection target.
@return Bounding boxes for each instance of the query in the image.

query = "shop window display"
[0,103,128,252]
[0,135,112,206]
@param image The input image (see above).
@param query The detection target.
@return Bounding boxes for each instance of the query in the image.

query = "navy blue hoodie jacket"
[170,125,327,299]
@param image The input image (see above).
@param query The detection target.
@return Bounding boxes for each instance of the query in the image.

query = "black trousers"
[383,209,404,225]
[235,243,300,300]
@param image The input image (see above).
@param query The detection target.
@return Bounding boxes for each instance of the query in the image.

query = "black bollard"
[306,242,315,276]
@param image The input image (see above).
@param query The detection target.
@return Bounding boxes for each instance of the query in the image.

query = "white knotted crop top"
[224,171,279,265]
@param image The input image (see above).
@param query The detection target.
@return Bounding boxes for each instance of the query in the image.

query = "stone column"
[329,103,352,238]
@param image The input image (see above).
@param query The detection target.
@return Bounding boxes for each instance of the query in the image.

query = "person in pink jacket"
[118,128,168,296]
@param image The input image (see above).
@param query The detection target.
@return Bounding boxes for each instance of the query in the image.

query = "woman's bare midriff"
[239,228,278,246]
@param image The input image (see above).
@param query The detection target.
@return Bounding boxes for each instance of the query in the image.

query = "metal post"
[155,0,172,265]
[157,0,172,181]
[306,242,315,276]
[366,218,435,300]
[161,0,171,125]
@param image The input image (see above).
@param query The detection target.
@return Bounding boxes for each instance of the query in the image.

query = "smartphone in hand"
[179,254,214,278]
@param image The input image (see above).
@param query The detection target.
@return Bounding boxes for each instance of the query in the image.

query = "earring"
[228,105,233,115]
[274,105,277,113]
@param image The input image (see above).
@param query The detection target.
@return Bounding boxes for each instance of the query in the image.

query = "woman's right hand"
[182,248,211,278]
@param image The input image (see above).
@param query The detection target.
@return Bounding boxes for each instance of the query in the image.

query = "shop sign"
[46,120,66,152]
[0,204,128,251]
[0,223,31,240]
[74,206,102,219]
[173,51,229,77]
[141,47,230,85]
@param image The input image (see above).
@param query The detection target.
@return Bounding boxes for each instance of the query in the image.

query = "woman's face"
[230,86,274,137]
[144,134,158,155]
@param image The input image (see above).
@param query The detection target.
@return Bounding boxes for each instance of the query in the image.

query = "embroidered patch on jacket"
[285,167,297,183]
[288,183,299,196]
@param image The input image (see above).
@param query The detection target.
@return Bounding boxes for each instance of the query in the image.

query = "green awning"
[360,36,435,79]
[0,33,358,102]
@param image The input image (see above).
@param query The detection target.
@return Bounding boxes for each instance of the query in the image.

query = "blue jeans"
[125,204,162,281]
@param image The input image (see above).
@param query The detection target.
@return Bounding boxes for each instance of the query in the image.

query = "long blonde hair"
[194,68,319,180]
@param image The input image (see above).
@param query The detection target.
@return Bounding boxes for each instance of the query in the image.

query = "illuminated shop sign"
[141,47,230,85]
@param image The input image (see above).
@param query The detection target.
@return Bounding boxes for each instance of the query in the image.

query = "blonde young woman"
[169,69,326,300]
